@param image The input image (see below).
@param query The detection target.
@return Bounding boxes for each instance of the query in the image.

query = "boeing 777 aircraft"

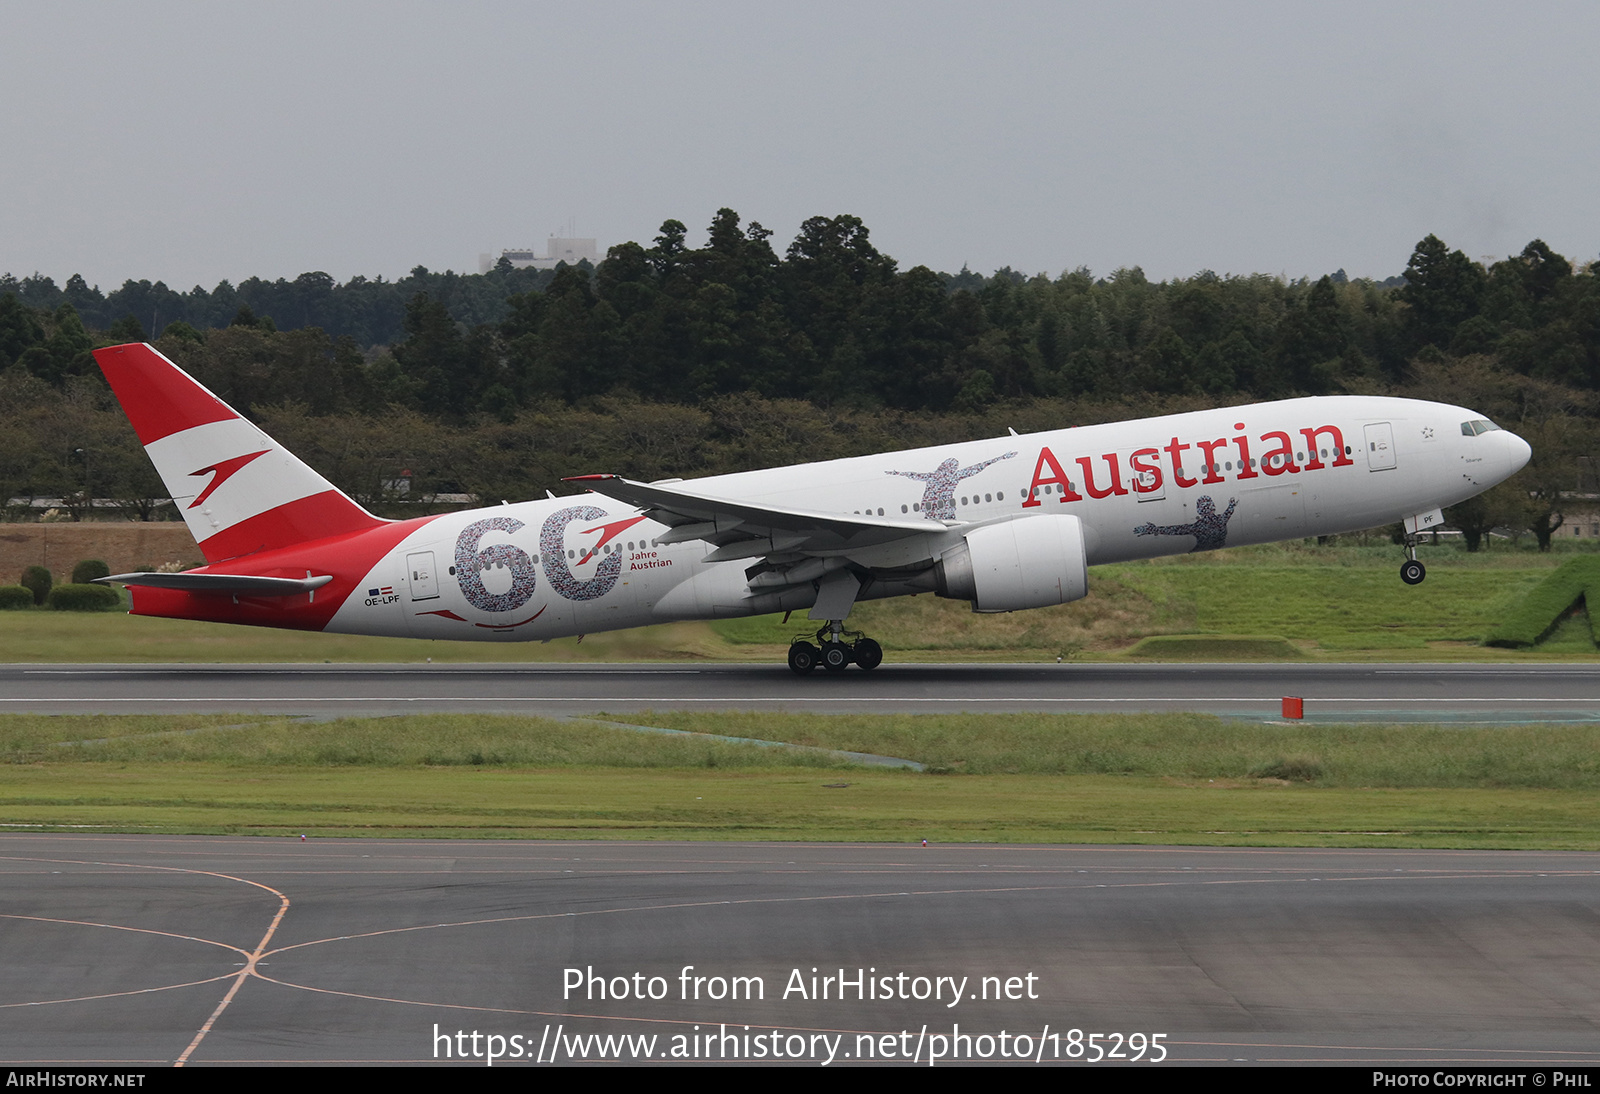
[92,343,1531,674]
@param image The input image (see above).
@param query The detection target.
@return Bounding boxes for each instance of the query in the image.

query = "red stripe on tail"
[197,490,388,564]
[93,343,238,445]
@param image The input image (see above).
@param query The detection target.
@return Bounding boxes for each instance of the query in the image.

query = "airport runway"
[3,835,1599,1067]
[2,661,1599,721]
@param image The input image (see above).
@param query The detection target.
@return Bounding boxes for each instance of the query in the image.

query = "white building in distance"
[479,237,601,274]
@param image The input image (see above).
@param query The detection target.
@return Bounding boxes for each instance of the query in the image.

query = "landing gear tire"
[1400,559,1426,585]
[821,641,852,672]
[853,638,883,671]
[790,623,884,674]
[788,642,819,674]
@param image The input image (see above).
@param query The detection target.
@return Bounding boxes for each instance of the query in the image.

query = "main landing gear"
[1400,533,1427,585]
[788,620,883,674]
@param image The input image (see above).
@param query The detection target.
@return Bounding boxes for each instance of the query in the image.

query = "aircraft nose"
[1503,430,1532,476]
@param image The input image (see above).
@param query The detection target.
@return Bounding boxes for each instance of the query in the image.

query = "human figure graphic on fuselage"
[1134,495,1238,551]
[887,453,1017,519]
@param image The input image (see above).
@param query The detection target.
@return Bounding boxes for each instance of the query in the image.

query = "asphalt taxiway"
[2,661,1598,721]
[5,664,1597,1066]
[4,835,1600,1067]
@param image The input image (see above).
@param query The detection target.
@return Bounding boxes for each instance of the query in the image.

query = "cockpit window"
[1460,419,1503,436]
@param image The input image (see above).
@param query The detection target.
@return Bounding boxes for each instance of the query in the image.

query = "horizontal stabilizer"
[98,572,334,597]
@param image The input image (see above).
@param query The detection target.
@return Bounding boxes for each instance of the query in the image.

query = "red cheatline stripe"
[131,513,439,632]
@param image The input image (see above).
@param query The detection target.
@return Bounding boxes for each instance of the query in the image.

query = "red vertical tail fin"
[94,343,385,562]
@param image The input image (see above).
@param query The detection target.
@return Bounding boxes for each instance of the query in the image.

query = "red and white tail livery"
[93,343,1531,672]
[96,343,384,561]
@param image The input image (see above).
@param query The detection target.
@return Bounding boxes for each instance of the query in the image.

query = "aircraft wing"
[564,474,948,562]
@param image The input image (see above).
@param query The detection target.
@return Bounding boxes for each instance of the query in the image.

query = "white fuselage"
[322,396,1529,642]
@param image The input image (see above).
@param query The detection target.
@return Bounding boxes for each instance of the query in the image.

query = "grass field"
[2,543,1592,849]
[1,540,1594,662]
[4,712,1600,848]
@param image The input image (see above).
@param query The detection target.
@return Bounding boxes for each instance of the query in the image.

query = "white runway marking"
[2,696,1597,704]
[21,668,707,675]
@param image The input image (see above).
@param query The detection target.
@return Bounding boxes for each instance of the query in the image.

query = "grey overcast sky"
[2,1,1596,292]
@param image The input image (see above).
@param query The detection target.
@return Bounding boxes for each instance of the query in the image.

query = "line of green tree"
[1,212,1596,548]
[4,213,1597,415]
[0,262,558,351]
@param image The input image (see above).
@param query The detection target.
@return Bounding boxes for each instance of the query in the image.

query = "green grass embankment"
[0,541,1592,662]
[1122,635,1304,660]
[719,541,1584,660]
[5,712,1600,848]
[1483,556,1600,648]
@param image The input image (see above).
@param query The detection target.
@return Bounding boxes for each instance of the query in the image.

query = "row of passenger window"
[464,538,659,570]
[851,491,1011,517]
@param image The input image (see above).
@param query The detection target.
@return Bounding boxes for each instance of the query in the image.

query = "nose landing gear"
[1400,533,1427,585]
[787,621,883,674]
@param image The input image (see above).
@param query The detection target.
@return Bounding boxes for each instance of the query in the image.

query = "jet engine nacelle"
[934,514,1089,613]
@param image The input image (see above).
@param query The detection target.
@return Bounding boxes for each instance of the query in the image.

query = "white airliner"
[93,343,1531,673]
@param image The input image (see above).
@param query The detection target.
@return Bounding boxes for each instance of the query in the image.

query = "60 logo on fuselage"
[540,505,623,602]
[455,516,537,612]
[452,507,624,613]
